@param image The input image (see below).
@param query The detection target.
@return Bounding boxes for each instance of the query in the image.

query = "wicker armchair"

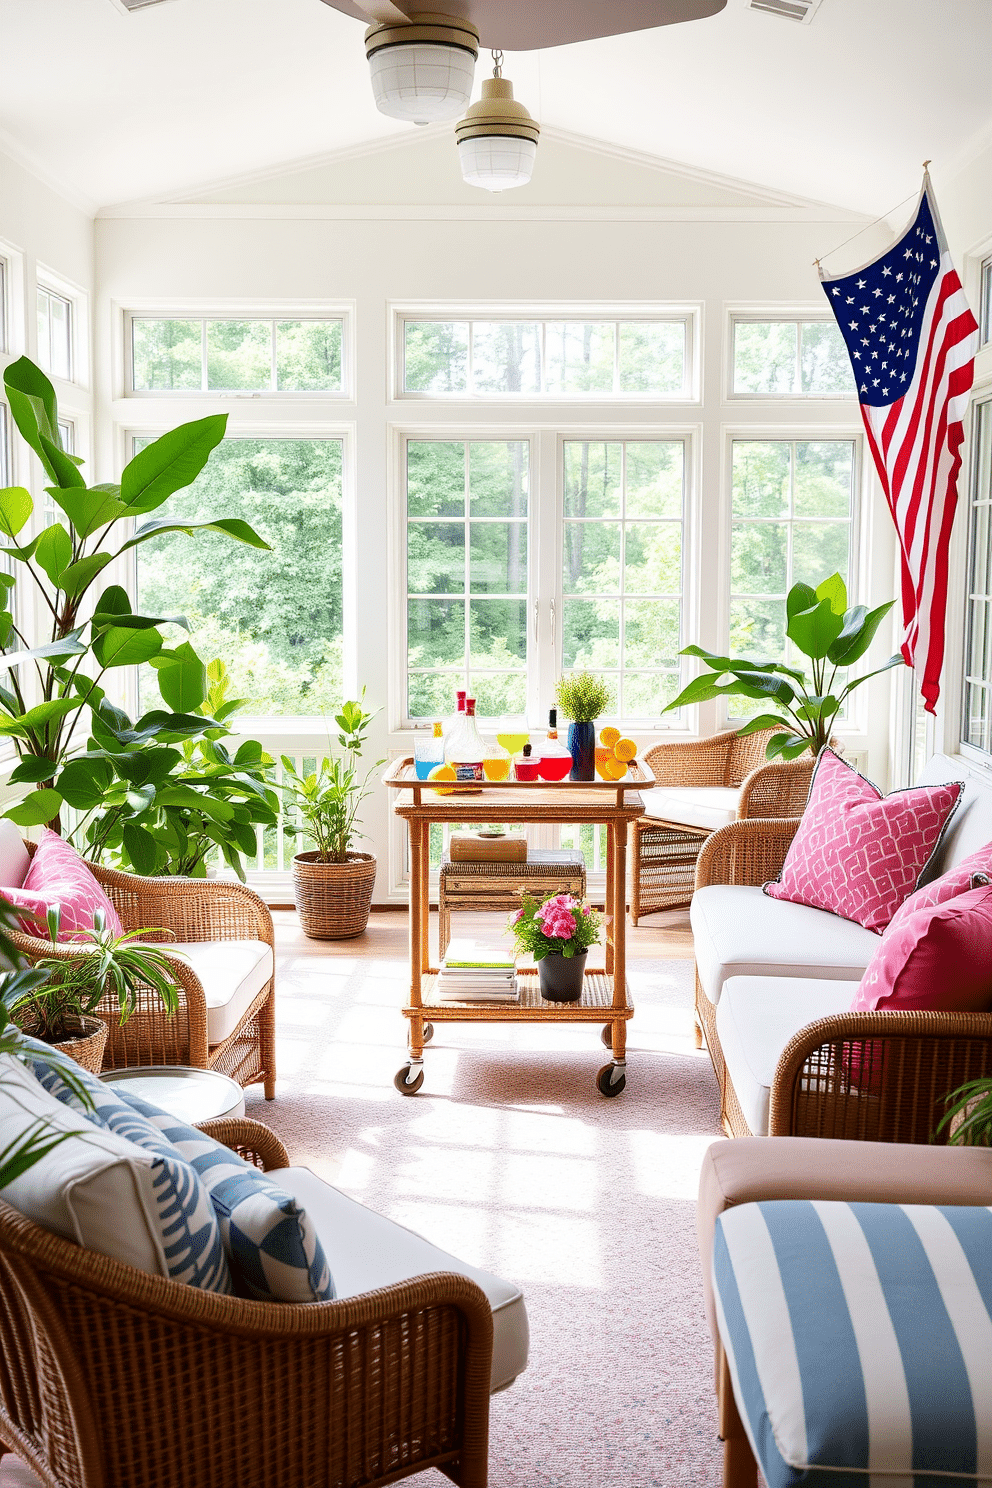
[629,731,815,923]
[692,817,992,1143]
[0,1117,493,1488]
[6,845,275,1099]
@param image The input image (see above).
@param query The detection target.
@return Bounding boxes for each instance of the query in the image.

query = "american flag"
[821,176,978,713]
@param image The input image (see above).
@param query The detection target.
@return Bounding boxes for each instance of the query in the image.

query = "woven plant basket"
[291,851,377,940]
[34,1015,109,1075]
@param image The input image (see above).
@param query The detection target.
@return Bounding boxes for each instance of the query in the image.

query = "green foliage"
[507,892,602,962]
[12,907,181,1040]
[555,671,614,722]
[934,1078,992,1147]
[280,693,385,863]
[665,573,906,757]
[0,357,271,842]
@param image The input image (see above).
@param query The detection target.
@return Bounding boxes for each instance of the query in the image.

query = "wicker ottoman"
[438,850,587,960]
[629,817,710,924]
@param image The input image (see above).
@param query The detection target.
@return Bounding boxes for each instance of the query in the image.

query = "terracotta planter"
[291,851,377,940]
[43,1015,109,1075]
[538,950,587,1003]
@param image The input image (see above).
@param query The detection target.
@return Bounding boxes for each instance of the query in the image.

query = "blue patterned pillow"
[34,1059,334,1303]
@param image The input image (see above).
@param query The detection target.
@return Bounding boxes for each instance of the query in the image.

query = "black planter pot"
[568,721,596,781]
[538,949,587,1003]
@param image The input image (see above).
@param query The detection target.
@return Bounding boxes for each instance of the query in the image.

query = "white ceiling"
[0,0,989,214]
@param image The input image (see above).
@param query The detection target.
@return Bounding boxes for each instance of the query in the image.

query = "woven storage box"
[292,851,377,940]
[438,849,586,959]
[629,818,709,923]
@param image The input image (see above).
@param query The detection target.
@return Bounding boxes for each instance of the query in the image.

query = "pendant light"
[455,51,540,192]
[364,13,480,126]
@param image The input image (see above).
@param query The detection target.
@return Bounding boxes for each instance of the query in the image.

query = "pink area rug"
[245,921,725,1488]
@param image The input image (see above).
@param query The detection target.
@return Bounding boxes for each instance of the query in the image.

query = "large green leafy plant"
[665,573,905,758]
[0,357,273,868]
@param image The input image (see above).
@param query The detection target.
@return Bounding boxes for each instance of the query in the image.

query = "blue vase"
[568,720,596,781]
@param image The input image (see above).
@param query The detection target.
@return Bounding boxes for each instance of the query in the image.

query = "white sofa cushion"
[170,940,273,1044]
[0,819,30,890]
[279,1166,529,1393]
[0,1458,43,1487]
[715,975,856,1136]
[918,752,992,878]
[690,884,879,1006]
[641,786,740,833]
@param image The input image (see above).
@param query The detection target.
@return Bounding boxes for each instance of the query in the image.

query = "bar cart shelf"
[382,756,653,1097]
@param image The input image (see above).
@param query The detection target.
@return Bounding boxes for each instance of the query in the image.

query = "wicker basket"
[30,1015,110,1075]
[291,851,377,940]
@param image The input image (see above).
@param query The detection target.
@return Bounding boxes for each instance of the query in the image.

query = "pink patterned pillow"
[881,846,992,940]
[0,829,123,941]
[763,747,963,933]
[852,882,992,1012]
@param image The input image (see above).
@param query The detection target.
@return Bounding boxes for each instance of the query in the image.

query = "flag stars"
[849,321,858,329]
[857,278,867,287]
[882,266,892,276]
[846,296,855,304]
[872,287,882,297]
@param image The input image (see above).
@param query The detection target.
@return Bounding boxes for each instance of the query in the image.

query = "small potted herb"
[281,694,386,939]
[555,673,615,781]
[12,908,182,1074]
[509,891,602,1003]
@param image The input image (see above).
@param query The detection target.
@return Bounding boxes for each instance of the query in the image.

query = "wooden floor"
[272,903,694,961]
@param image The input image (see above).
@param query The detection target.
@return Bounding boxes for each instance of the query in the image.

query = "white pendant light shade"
[365,15,479,126]
[455,76,540,192]
[458,134,537,192]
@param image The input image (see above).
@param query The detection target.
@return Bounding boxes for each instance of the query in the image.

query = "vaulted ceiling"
[0,0,989,214]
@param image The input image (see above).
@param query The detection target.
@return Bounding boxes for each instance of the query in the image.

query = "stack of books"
[438,940,519,1002]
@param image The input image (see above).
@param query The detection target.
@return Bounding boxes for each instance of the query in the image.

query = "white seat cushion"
[0,818,30,889]
[171,940,273,1044]
[0,1459,44,1487]
[641,786,740,833]
[715,975,856,1136]
[279,1167,529,1393]
[690,884,879,1006]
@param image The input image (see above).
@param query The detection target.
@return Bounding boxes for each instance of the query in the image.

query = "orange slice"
[603,756,628,780]
[599,726,620,748]
[429,763,457,795]
[614,738,637,762]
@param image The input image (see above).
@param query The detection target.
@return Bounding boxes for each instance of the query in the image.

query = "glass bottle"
[537,707,573,781]
[514,742,540,780]
[414,721,446,780]
[442,690,467,752]
[482,736,511,781]
[446,696,487,783]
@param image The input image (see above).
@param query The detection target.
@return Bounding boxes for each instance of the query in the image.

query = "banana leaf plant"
[0,356,270,836]
[664,573,906,759]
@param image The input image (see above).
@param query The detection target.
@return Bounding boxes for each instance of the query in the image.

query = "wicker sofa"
[690,753,992,1143]
[0,1114,527,1488]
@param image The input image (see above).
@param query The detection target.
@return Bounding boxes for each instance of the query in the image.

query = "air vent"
[748,0,823,21]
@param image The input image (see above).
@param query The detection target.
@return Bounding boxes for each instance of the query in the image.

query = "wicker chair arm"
[694,817,800,889]
[87,863,275,948]
[737,756,816,820]
[769,1009,992,1144]
[642,731,738,789]
[199,1117,289,1171]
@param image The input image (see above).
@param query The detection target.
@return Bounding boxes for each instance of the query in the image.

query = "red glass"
[537,752,572,781]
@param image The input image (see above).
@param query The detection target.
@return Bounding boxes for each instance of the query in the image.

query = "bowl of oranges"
[595,728,637,780]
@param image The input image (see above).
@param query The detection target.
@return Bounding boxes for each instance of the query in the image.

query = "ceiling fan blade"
[318,0,726,49]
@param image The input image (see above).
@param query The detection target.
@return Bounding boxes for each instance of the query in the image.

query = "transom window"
[732,318,855,397]
[402,317,689,398]
[130,317,345,394]
[406,439,529,718]
[37,285,72,381]
[962,399,992,755]
[562,440,685,719]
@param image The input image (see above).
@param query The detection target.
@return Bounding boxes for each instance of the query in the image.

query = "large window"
[37,285,72,381]
[130,317,345,394]
[732,318,854,397]
[729,439,856,671]
[406,439,529,718]
[136,437,344,716]
[962,399,992,754]
[402,317,690,398]
[561,440,685,718]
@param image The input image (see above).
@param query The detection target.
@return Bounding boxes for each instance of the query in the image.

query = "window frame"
[959,394,992,765]
[981,256,992,348]
[36,282,74,385]
[122,303,355,401]
[390,302,701,404]
[726,306,858,401]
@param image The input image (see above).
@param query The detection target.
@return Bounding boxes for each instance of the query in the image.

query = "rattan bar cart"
[383,757,652,1098]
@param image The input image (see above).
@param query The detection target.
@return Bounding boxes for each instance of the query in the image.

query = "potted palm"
[11,908,182,1073]
[281,695,385,939]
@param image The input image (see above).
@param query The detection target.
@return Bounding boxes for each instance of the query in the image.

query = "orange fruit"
[603,756,627,780]
[428,763,457,795]
[595,757,613,779]
[614,737,637,762]
[599,726,620,748]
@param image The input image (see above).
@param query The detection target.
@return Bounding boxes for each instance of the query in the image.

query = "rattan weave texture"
[291,851,377,940]
[0,1116,493,1488]
[438,853,586,959]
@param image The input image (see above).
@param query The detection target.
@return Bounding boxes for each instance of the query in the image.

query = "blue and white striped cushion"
[714,1199,992,1487]
[33,1058,334,1304]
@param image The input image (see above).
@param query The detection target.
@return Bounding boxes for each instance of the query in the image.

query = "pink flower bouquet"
[508,891,602,961]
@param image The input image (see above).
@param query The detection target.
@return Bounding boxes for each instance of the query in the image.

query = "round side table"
[100,1065,245,1126]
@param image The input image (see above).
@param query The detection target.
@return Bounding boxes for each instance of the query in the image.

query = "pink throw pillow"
[852,881,992,1013]
[763,747,963,933]
[0,829,123,941]
[882,846,992,939]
